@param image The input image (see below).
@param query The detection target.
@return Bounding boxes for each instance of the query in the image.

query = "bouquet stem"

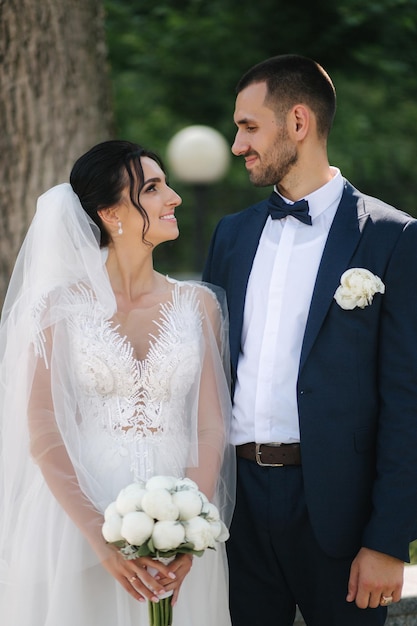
[148,596,173,626]
[147,555,175,626]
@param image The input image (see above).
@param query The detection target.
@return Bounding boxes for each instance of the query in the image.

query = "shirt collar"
[273,167,343,220]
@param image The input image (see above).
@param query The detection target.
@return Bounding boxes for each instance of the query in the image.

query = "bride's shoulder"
[166,275,221,306]
[165,277,227,328]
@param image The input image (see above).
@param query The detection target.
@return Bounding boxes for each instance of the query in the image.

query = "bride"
[0,140,235,625]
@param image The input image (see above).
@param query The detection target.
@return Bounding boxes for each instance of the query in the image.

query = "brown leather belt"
[236,442,301,467]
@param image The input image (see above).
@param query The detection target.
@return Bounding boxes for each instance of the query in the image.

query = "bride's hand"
[155,553,193,606]
[100,544,177,603]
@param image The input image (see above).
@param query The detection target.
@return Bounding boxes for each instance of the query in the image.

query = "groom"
[203,54,417,626]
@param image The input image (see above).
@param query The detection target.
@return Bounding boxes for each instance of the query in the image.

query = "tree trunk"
[0,0,114,300]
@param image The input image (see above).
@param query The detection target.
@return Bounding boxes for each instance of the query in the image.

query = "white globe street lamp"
[166,125,230,273]
[167,125,230,184]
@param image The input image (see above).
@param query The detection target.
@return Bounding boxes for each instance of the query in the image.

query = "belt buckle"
[255,443,284,467]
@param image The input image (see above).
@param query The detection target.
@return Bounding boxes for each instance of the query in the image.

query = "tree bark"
[0,0,114,300]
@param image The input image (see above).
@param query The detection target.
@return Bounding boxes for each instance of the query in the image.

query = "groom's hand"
[346,547,404,608]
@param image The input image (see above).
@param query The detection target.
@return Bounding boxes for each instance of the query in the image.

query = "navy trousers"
[227,458,387,626]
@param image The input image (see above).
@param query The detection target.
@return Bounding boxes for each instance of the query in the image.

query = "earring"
[117,221,123,235]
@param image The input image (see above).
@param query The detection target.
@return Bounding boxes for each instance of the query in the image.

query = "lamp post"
[166,125,230,275]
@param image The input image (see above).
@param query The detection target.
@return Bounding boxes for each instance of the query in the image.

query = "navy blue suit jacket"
[203,180,417,561]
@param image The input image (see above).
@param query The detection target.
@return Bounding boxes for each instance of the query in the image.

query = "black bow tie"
[267,191,312,225]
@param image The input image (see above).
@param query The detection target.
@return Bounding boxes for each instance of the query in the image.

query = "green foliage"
[329,73,417,213]
[104,0,417,273]
[118,538,205,560]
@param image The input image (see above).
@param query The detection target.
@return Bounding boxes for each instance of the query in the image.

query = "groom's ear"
[288,104,310,142]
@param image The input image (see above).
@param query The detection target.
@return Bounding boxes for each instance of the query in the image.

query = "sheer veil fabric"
[0,183,235,625]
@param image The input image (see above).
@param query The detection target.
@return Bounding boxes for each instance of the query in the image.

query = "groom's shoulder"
[347,180,415,226]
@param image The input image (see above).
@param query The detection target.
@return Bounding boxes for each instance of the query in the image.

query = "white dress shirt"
[231,168,344,445]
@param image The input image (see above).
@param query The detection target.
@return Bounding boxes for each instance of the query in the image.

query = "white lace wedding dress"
[0,277,233,626]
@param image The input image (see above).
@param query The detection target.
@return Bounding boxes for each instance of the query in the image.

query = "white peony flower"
[146,475,178,492]
[172,489,203,520]
[208,519,230,542]
[115,482,147,516]
[121,511,155,546]
[201,501,220,522]
[102,515,124,543]
[184,516,214,550]
[104,501,121,521]
[141,488,179,521]
[334,268,385,310]
[152,520,186,551]
[174,477,199,491]
[199,491,209,504]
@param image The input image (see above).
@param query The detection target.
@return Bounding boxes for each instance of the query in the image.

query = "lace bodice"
[63,281,206,488]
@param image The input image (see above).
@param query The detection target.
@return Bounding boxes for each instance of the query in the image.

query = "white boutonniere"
[334,268,385,310]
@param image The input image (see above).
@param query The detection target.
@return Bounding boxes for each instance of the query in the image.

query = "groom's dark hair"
[236,54,336,139]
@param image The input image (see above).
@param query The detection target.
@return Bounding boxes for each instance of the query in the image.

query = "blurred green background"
[104,0,417,276]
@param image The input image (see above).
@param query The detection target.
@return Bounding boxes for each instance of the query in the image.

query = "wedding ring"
[380,595,393,606]
[129,576,137,584]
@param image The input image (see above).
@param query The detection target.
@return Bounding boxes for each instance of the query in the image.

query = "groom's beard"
[248,128,298,188]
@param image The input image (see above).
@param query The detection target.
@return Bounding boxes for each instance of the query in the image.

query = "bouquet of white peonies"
[102,475,229,626]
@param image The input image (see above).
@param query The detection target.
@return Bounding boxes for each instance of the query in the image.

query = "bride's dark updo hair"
[70,139,166,247]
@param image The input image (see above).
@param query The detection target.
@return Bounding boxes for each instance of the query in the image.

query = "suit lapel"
[228,202,269,374]
[299,182,369,371]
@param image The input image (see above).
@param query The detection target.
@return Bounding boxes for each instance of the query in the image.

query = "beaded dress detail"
[65,282,203,493]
